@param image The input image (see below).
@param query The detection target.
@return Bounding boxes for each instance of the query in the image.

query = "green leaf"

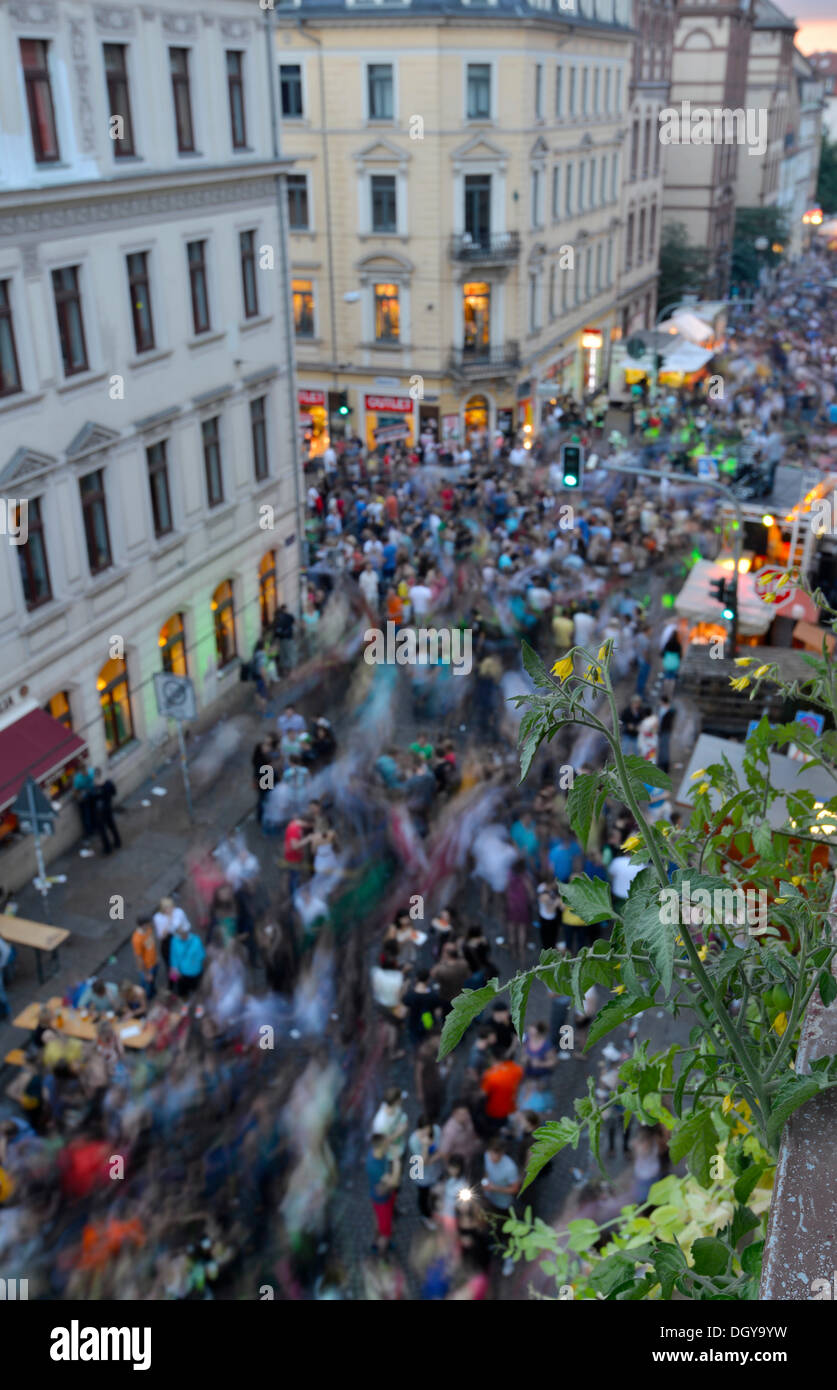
[567,1218,602,1252]
[752,822,773,860]
[589,1251,641,1298]
[669,1108,718,1187]
[672,1049,700,1118]
[559,874,617,925]
[519,727,542,785]
[728,1204,760,1248]
[691,1236,729,1277]
[622,886,676,994]
[622,753,672,793]
[733,1163,765,1207]
[741,1239,764,1277]
[437,981,499,1059]
[566,772,602,849]
[653,1242,688,1299]
[509,972,533,1040]
[520,640,555,688]
[707,946,750,991]
[819,970,837,1008]
[766,1074,820,1146]
[521,1118,581,1191]
[584,993,656,1050]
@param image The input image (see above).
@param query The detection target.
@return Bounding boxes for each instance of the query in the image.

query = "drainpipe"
[264,6,305,616]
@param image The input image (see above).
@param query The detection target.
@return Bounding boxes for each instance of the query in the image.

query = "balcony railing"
[448,342,521,377]
[450,231,521,263]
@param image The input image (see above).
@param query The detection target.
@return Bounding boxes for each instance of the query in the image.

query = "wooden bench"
[0,913,70,985]
[12,998,156,1050]
[3,1048,25,1067]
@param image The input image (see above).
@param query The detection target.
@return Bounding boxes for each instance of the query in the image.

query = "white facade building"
[0,0,301,884]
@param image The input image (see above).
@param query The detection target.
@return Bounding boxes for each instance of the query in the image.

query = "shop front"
[364,393,415,454]
[516,380,533,433]
[298,388,329,460]
[539,352,575,422]
[463,393,490,442]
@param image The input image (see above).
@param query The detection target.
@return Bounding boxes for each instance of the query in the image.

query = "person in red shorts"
[367,1133,398,1255]
[479,1052,524,1136]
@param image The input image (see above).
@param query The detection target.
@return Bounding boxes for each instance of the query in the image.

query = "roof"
[0,709,87,814]
[676,732,835,829]
[753,0,796,30]
[276,0,634,30]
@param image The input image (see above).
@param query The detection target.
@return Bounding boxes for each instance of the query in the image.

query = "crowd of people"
[1,251,835,1298]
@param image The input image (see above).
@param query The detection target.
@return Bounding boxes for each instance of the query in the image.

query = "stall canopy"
[674,559,773,637]
[0,703,87,813]
[676,733,835,829]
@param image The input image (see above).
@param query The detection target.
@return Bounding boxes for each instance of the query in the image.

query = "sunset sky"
[791,0,837,55]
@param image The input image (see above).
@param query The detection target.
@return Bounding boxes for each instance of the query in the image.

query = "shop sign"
[299,389,326,407]
[365,395,413,413]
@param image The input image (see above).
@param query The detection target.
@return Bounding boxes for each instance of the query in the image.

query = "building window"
[552,166,560,221]
[611,152,618,201]
[642,117,651,178]
[371,174,397,233]
[649,203,657,255]
[615,69,622,114]
[0,281,22,397]
[630,119,639,180]
[638,207,646,264]
[535,63,543,119]
[16,497,51,610]
[581,67,588,115]
[52,266,88,377]
[46,691,72,731]
[187,240,211,335]
[280,63,303,117]
[259,552,277,630]
[127,251,155,354]
[202,417,224,507]
[464,174,491,243]
[169,47,195,153]
[20,38,59,163]
[607,237,613,285]
[240,230,259,318]
[625,211,635,270]
[374,282,400,342]
[292,279,315,338]
[585,248,592,299]
[604,68,611,114]
[212,580,236,667]
[600,157,607,205]
[593,67,600,115]
[97,656,133,754]
[80,469,112,575]
[286,174,309,230]
[147,440,173,538]
[577,160,585,212]
[529,272,538,330]
[159,613,187,677]
[463,282,490,354]
[226,51,247,149]
[466,63,491,119]
[589,157,596,208]
[531,168,542,227]
[251,395,269,481]
[103,44,135,157]
[565,162,573,216]
[595,241,603,291]
[555,65,563,117]
[549,263,556,319]
[367,63,393,120]
[568,66,576,116]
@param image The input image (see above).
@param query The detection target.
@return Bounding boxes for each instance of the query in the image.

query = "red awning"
[0,709,87,813]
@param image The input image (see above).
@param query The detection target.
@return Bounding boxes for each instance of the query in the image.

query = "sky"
[790,0,837,54]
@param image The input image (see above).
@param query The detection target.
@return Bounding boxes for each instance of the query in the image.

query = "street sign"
[153,672,197,722]
[753,565,798,613]
[12,777,56,836]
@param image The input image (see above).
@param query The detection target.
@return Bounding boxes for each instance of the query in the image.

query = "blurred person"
[408,1115,444,1228]
[168,920,206,997]
[131,915,158,999]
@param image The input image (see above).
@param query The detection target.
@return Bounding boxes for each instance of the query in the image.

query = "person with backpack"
[402,968,441,1047]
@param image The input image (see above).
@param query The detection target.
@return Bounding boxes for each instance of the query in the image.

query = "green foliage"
[657,221,712,315]
[816,132,837,214]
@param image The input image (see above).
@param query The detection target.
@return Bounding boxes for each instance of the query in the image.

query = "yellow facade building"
[273,0,661,452]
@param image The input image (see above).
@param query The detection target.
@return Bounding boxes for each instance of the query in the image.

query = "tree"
[730,207,788,292]
[656,222,712,319]
[816,133,837,215]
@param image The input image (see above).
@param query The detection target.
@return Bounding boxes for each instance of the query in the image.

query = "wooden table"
[12,997,156,1049]
[0,913,69,984]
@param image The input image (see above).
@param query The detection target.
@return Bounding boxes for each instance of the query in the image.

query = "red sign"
[298,389,325,408]
[753,565,798,611]
[365,395,413,414]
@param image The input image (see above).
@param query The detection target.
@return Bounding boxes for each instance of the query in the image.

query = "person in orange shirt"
[479,1052,524,1134]
[385,587,404,625]
[131,914,158,999]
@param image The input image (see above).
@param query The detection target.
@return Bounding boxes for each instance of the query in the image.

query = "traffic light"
[709,575,736,622]
[337,391,351,417]
[709,576,727,606]
[559,442,584,490]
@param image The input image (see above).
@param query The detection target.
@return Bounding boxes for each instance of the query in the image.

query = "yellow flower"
[660,825,671,838]
[675,935,683,945]
[552,654,574,683]
[774,897,787,904]
[597,643,609,663]
[585,664,604,684]
[790,876,802,886]
[698,945,709,962]
[734,657,754,667]
[621,834,642,851]
[690,769,706,780]
[614,984,626,995]
[698,782,710,795]
[772,1012,788,1037]
[729,676,751,692]
[753,665,771,678]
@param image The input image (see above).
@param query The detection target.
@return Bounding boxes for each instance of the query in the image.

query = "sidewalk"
[0,692,270,1062]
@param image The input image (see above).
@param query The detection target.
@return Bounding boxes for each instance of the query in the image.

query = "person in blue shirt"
[548,832,581,884]
[511,811,540,871]
[169,922,205,997]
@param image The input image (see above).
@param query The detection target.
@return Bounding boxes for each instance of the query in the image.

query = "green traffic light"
[722,607,734,620]
[563,474,578,487]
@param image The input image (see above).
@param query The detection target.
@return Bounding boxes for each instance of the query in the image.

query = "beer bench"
[0,913,70,985]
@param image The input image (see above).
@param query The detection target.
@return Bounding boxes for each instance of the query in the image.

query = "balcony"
[450,231,521,264]
[448,342,520,379]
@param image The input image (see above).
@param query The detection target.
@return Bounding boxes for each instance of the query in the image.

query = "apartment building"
[780,48,826,255]
[662,0,756,297]
[274,0,649,448]
[734,0,796,211]
[619,0,675,334]
[0,0,300,880]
